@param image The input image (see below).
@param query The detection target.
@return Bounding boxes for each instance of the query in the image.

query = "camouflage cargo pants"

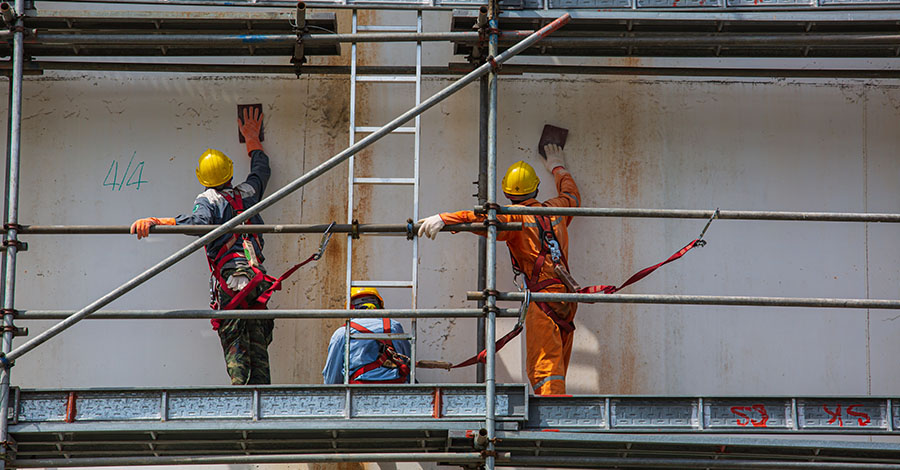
[217,267,275,385]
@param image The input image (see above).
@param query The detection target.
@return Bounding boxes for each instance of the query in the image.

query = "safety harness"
[207,189,334,330]
[418,209,719,370]
[347,319,411,384]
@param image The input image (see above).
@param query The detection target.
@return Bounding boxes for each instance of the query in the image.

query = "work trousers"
[525,300,577,395]
[216,267,275,385]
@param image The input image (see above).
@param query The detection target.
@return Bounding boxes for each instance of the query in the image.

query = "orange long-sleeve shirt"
[439,169,581,292]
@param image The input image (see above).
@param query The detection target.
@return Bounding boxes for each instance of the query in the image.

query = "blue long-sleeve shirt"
[323,318,411,384]
[175,150,271,270]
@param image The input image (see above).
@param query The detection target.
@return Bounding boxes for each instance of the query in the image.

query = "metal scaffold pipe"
[474,205,900,223]
[499,456,900,469]
[17,308,520,320]
[14,452,496,468]
[467,291,900,309]
[0,13,572,365]
[0,0,25,464]
[32,31,475,45]
[17,222,521,235]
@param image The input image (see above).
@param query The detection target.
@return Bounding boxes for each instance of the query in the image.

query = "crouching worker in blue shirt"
[323,287,412,384]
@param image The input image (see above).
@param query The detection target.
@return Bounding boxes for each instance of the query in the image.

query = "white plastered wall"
[2,8,900,470]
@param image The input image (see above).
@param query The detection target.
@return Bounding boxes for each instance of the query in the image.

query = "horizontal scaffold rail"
[469,291,900,309]
[12,61,900,79]
[15,308,521,319]
[15,222,521,235]
[13,453,493,468]
[474,205,900,223]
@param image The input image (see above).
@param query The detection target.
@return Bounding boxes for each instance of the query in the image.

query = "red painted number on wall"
[730,404,769,428]
[823,404,871,427]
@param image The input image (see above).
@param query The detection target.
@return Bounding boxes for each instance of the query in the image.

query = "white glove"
[542,143,567,174]
[226,273,251,292]
[417,214,445,240]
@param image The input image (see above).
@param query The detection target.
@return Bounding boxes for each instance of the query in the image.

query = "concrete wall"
[2,8,900,470]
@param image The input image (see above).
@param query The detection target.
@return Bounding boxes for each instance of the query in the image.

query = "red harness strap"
[347,319,410,384]
[444,235,704,369]
[208,190,317,329]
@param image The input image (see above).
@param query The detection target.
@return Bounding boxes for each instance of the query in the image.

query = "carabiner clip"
[515,289,531,329]
[547,239,562,263]
[696,208,719,247]
[314,221,336,260]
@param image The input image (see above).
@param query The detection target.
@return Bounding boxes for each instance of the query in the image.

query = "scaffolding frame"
[4,0,900,468]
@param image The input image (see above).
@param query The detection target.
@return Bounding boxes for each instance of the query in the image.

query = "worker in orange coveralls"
[417,144,580,395]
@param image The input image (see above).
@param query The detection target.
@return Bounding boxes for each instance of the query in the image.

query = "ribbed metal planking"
[525,396,900,433]
[14,385,529,425]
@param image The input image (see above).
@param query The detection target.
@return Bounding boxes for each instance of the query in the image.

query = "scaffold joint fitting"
[406,218,415,240]
[0,308,17,318]
[350,219,360,240]
[1,239,27,252]
[486,55,501,73]
[2,325,26,337]
[0,353,14,369]
[3,223,21,231]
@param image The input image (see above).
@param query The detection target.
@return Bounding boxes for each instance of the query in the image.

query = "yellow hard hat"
[350,287,384,309]
[501,160,540,196]
[196,148,233,188]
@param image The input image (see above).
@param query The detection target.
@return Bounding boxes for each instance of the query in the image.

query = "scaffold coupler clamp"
[696,207,719,247]
[0,353,13,369]
[350,219,360,240]
[0,3,17,31]
[290,1,308,77]
[313,221,336,260]
[406,218,416,240]
[473,428,489,450]
[0,437,17,464]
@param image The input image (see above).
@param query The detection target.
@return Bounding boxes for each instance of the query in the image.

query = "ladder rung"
[350,333,412,341]
[357,25,418,32]
[351,280,414,288]
[355,126,416,134]
[354,177,416,185]
[357,75,417,83]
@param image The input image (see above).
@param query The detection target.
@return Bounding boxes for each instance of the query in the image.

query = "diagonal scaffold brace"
[0,12,573,368]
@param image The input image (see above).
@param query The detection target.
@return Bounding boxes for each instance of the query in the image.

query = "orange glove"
[130,217,176,239]
[238,107,264,155]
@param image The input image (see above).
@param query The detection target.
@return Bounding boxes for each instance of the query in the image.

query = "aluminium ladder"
[344,10,423,384]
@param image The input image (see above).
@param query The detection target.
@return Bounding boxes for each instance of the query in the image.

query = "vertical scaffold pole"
[0,0,24,464]
[476,73,488,384]
[484,0,499,468]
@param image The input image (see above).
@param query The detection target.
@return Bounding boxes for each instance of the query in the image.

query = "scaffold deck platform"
[7,384,900,468]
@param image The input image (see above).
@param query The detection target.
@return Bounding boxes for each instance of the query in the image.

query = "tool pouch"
[553,263,582,293]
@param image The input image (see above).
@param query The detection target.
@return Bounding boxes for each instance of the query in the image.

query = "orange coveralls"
[439,168,581,395]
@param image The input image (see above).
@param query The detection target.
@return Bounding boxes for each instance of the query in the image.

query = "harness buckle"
[547,238,562,263]
[313,221,336,260]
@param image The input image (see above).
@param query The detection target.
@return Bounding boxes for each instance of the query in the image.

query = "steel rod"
[13,452,491,467]
[25,32,900,47]
[17,308,519,319]
[474,205,900,222]
[16,222,521,235]
[34,0,461,9]
[31,31,475,45]
[499,456,900,469]
[0,0,24,465]
[467,291,900,309]
[484,3,502,470]
[476,71,488,384]
[14,62,900,80]
[1,13,571,364]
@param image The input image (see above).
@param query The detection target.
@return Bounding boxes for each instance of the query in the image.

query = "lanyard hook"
[696,208,719,247]
[515,289,531,329]
[314,221,336,260]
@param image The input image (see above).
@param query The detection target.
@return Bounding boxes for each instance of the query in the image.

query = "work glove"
[417,214,445,240]
[238,107,264,155]
[130,217,176,239]
[226,273,251,292]
[542,143,567,174]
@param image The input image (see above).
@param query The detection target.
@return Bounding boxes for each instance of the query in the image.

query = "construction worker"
[130,107,275,386]
[323,287,412,384]
[417,144,580,395]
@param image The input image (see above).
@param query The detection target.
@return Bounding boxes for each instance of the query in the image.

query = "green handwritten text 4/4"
[104,151,148,191]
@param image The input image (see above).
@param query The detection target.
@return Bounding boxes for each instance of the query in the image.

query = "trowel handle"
[416,360,453,371]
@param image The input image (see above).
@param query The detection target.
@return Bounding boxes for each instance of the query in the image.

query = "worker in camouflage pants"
[216,267,274,385]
